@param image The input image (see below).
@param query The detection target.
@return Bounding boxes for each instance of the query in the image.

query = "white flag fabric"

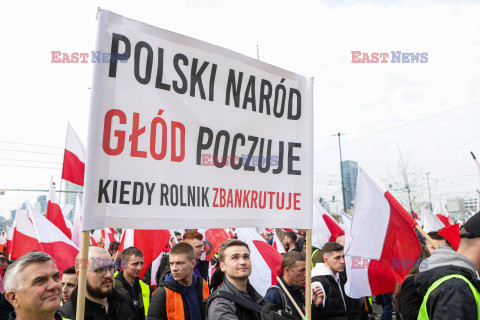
[422,205,444,232]
[236,228,282,296]
[71,193,83,248]
[343,211,372,298]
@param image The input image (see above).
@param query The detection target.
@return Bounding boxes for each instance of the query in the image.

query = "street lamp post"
[333,132,347,212]
[426,172,433,211]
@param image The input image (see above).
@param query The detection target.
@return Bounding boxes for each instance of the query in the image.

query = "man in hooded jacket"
[413,211,480,320]
[148,242,209,320]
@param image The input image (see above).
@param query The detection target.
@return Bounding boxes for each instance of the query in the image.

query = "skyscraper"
[342,160,358,212]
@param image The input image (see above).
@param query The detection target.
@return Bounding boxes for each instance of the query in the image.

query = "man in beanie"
[413,211,480,320]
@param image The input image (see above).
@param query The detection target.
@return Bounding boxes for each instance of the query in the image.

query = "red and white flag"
[422,205,445,232]
[312,201,345,249]
[62,123,86,186]
[202,229,231,261]
[9,206,41,260]
[71,193,83,247]
[236,228,282,296]
[342,211,396,298]
[433,202,454,228]
[46,181,72,239]
[102,228,118,249]
[271,232,286,254]
[346,167,420,287]
[5,226,13,258]
[27,203,79,272]
[118,229,171,279]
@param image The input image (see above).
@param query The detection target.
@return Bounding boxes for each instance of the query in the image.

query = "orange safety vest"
[165,280,210,320]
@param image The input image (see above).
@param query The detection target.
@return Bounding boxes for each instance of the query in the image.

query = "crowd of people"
[1,215,480,320]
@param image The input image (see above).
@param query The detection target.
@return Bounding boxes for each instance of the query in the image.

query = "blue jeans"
[378,293,394,320]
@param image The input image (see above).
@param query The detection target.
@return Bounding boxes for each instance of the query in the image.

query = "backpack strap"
[213,291,263,314]
[267,285,293,314]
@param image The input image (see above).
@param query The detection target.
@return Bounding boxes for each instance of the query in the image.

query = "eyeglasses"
[88,265,115,277]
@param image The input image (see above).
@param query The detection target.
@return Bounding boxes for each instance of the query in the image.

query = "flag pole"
[75,230,90,320]
[414,225,438,250]
[305,229,312,320]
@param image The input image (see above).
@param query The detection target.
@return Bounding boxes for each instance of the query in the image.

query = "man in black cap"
[413,212,480,320]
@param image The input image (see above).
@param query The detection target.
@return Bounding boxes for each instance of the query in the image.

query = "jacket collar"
[8,311,63,320]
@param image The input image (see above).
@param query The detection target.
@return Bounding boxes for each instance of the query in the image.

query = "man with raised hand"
[311,242,350,320]
[58,246,135,320]
[148,242,209,320]
[4,251,63,320]
[114,247,151,320]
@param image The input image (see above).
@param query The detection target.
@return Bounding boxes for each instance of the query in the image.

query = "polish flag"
[62,204,74,236]
[90,235,98,246]
[225,228,235,238]
[150,251,165,286]
[119,229,171,279]
[46,181,72,239]
[62,123,86,186]
[422,205,445,232]
[346,167,420,287]
[203,229,231,261]
[312,201,345,249]
[26,203,79,272]
[71,193,83,248]
[6,225,14,259]
[236,228,282,296]
[100,228,118,250]
[433,202,454,228]
[343,211,396,298]
[272,232,286,254]
[438,223,460,251]
[147,229,181,284]
[9,206,41,260]
[92,229,103,246]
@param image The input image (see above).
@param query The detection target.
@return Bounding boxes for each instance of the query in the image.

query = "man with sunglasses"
[59,246,135,320]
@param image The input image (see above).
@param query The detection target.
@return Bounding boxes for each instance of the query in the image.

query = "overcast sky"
[1,0,479,218]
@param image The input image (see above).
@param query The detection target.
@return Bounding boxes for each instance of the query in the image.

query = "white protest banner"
[82,9,313,230]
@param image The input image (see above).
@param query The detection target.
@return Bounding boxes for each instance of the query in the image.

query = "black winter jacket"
[413,246,480,320]
[207,278,266,320]
[398,275,422,320]
[58,287,135,320]
[312,263,362,320]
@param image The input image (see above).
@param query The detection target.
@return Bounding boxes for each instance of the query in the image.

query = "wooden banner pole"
[305,229,312,320]
[276,276,305,319]
[415,225,438,250]
[75,231,90,320]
